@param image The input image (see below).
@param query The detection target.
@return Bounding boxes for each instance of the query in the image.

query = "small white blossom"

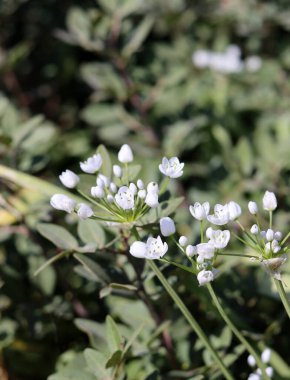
[138,189,146,199]
[91,186,105,198]
[80,153,102,173]
[263,191,277,211]
[248,201,258,215]
[115,186,135,210]
[189,202,210,221]
[266,229,274,242]
[196,242,215,263]
[96,177,105,188]
[260,230,266,239]
[129,183,137,195]
[145,192,159,208]
[197,269,216,286]
[77,203,94,220]
[160,217,176,236]
[186,245,196,257]
[147,182,159,194]
[228,201,242,220]
[247,355,256,367]
[271,240,281,254]
[159,157,184,178]
[179,236,188,246]
[50,194,76,213]
[261,348,271,363]
[207,204,230,225]
[137,179,144,189]
[113,164,122,178]
[250,224,259,235]
[209,229,230,249]
[129,236,168,259]
[59,170,80,188]
[118,144,133,163]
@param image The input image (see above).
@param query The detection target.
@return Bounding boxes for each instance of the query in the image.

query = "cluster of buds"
[247,348,273,380]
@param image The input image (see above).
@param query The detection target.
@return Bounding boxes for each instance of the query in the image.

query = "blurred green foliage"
[1,0,290,379]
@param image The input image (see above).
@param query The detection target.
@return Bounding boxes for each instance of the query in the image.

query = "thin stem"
[281,231,290,246]
[148,261,234,380]
[206,283,271,380]
[269,211,273,230]
[274,279,290,319]
[217,252,260,259]
[200,220,204,243]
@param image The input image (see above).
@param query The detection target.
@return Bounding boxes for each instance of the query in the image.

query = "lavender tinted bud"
[248,201,258,215]
[129,183,137,195]
[109,182,117,193]
[113,165,122,178]
[266,229,274,242]
[91,186,105,198]
[250,224,259,235]
[186,245,196,257]
[138,189,146,199]
[179,236,188,246]
[137,179,144,189]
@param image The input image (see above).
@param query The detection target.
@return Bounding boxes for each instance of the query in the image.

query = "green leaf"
[73,253,110,284]
[123,16,155,57]
[97,144,112,177]
[106,315,123,353]
[81,103,123,126]
[120,164,142,183]
[105,349,122,368]
[67,7,90,43]
[74,319,107,350]
[78,219,105,248]
[100,283,138,298]
[84,349,111,379]
[37,223,78,249]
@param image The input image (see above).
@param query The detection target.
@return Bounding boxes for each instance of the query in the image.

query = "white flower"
[261,348,271,363]
[192,50,211,68]
[137,179,144,189]
[159,157,184,178]
[189,202,210,221]
[263,191,277,211]
[206,227,214,239]
[129,236,168,259]
[59,170,80,188]
[228,201,242,220]
[145,192,159,208]
[179,236,188,246]
[274,231,282,241]
[115,186,135,210]
[186,245,196,257]
[247,355,256,367]
[80,153,102,173]
[77,203,94,220]
[197,269,216,286]
[209,229,230,249]
[113,164,122,178]
[50,194,76,213]
[245,56,262,72]
[207,204,230,225]
[248,201,258,215]
[196,242,215,263]
[160,217,176,236]
[91,186,105,198]
[250,224,259,235]
[266,229,274,242]
[147,182,159,194]
[118,144,133,163]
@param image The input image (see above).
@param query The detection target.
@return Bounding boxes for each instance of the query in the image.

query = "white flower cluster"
[247,348,273,380]
[192,45,262,74]
[189,201,241,225]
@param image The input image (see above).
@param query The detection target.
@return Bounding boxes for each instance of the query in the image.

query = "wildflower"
[80,153,102,173]
[77,203,94,220]
[118,144,133,163]
[98,174,110,187]
[50,194,76,213]
[179,236,188,246]
[115,186,135,210]
[262,191,277,211]
[160,217,176,237]
[196,242,215,263]
[248,201,258,215]
[209,229,231,249]
[59,170,80,188]
[145,192,159,208]
[207,204,230,225]
[137,179,144,189]
[138,189,146,199]
[130,236,168,259]
[266,229,274,242]
[189,202,210,221]
[113,164,122,178]
[147,182,159,194]
[228,201,242,221]
[197,269,216,286]
[159,157,184,178]
[247,348,273,380]
[250,224,259,235]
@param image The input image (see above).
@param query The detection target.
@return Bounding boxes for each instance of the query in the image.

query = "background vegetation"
[1,0,290,379]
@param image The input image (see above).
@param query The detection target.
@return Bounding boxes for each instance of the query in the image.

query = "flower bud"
[228,201,242,221]
[145,192,159,208]
[263,191,277,211]
[261,348,271,363]
[250,224,259,235]
[274,231,282,241]
[138,189,146,199]
[179,236,188,246]
[129,183,137,195]
[96,177,105,188]
[109,182,117,193]
[186,245,196,257]
[59,170,80,188]
[113,165,122,178]
[247,355,256,367]
[248,201,258,215]
[266,229,274,242]
[91,186,105,198]
[118,144,133,163]
[137,179,144,189]
[197,269,215,286]
[160,217,176,236]
[147,182,159,194]
[107,194,114,203]
[50,194,76,213]
[98,174,110,187]
[206,227,214,239]
[77,203,94,220]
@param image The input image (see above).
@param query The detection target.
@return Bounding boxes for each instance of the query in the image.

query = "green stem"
[206,283,271,380]
[217,252,260,259]
[274,279,290,319]
[148,261,234,380]
[269,211,273,230]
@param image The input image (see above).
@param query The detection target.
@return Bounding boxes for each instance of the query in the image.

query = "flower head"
[263,191,277,211]
[159,157,184,178]
[118,144,133,163]
[130,236,168,259]
[50,194,76,213]
[80,153,102,173]
[207,204,230,225]
[197,269,218,286]
[59,170,80,188]
[196,242,215,263]
[189,202,210,221]
[115,186,135,210]
[209,229,231,249]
